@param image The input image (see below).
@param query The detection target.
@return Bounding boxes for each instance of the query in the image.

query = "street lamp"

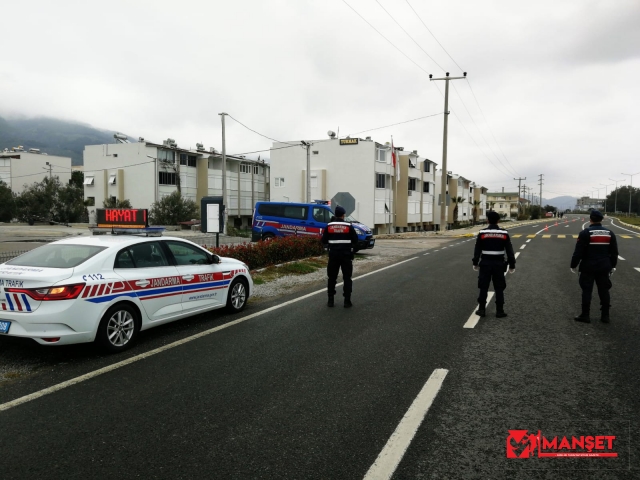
[609,178,623,213]
[621,171,640,216]
[593,187,601,210]
[600,183,613,214]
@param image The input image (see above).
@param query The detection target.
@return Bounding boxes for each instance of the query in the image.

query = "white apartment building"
[487,190,529,217]
[0,147,72,192]
[83,137,270,228]
[269,136,438,234]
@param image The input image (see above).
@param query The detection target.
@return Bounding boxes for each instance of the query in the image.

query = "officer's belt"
[481,250,505,255]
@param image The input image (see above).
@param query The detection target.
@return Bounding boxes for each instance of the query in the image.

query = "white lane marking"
[520,245,526,250]
[565,225,569,227]
[463,292,495,329]
[526,239,531,243]
[618,256,625,261]
[635,268,640,274]
[535,225,553,235]
[423,253,430,255]
[0,257,419,413]
[532,225,539,228]
[609,218,640,235]
[582,221,589,230]
[515,252,521,258]
[363,369,448,480]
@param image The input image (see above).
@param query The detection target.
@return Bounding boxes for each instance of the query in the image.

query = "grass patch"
[614,216,640,226]
[252,256,327,284]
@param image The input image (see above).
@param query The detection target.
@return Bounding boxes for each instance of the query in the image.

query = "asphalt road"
[0,215,638,479]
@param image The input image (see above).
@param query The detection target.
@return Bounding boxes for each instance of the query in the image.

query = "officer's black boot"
[574,306,590,323]
[496,305,507,318]
[327,296,334,307]
[344,295,353,308]
[600,306,610,323]
[475,304,486,317]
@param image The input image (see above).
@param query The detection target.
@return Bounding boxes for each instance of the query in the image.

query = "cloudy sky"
[2,0,639,199]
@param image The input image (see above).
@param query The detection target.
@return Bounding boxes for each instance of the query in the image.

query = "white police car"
[0,234,252,352]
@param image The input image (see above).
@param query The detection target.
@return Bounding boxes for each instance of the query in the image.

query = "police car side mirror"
[209,253,221,264]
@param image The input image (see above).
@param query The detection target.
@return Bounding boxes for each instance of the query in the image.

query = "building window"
[110,196,117,204]
[240,164,250,174]
[376,149,386,163]
[108,175,116,185]
[86,197,95,206]
[312,151,319,155]
[310,176,318,188]
[376,173,385,189]
[83,176,95,185]
[158,150,175,163]
[499,203,503,208]
[113,154,118,158]
[188,155,196,167]
[158,171,177,185]
[179,154,187,165]
[253,165,259,174]
[274,177,285,187]
[423,182,430,193]
[408,178,417,191]
[424,162,431,172]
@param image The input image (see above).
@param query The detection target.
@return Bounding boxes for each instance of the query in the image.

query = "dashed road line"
[515,252,521,259]
[363,369,448,480]
[635,268,640,274]
[526,239,531,243]
[618,256,625,261]
[463,292,495,329]
[520,245,526,250]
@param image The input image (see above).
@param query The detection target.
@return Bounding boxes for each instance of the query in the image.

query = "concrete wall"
[0,152,72,193]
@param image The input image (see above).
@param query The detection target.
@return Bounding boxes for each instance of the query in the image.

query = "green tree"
[15,176,60,223]
[103,198,133,208]
[0,181,14,222]
[451,196,465,224]
[70,170,84,188]
[149,191,199,225]
[471,199,482,224]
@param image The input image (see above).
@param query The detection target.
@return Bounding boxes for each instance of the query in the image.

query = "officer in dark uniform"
[472,211,516,318]
[571,210,618,323]
[321,205,359,308]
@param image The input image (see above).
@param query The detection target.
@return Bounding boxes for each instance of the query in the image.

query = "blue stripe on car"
[6,294,14,311]
[21,294,31,312]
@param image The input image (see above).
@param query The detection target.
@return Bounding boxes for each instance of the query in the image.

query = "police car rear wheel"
[226,279,248,313]
[97,304,140,352]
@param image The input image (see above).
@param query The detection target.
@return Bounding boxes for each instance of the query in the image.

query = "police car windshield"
[6,245,107,269]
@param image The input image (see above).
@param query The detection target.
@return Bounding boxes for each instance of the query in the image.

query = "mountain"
[542,195,577,211]
[0,116,134,166]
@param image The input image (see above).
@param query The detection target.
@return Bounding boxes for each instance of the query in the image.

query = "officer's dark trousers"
[327,253,353,297]
[578,270,611,309]
[477,264,506,307]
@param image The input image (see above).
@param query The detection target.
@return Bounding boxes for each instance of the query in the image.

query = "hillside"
[0,116,133,166]
[542,195,577,211]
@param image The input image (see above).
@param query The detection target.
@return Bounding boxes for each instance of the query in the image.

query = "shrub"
[149,191,199,225]
[206,235,325,270]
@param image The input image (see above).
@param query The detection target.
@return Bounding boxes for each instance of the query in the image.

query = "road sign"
[331,192,356,216]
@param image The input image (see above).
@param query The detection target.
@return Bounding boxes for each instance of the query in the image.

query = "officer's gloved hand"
[508,268,515,274]
[610,268,616,277]
[570,268,577,274]
[473,265,479,272]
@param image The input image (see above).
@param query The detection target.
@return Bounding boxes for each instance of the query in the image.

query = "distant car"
[545,212,554,217]
[0,235,252,351]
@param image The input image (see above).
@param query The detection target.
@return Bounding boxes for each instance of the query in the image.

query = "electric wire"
[374,0,444,71]
[225,114,299,146]
[341,0,431,76]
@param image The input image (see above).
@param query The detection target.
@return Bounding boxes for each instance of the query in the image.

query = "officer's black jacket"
[321,220,358,256]
[570,223,618,272]
[472,224,516,268]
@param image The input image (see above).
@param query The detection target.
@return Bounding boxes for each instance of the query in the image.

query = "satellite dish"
[327,131,336,138]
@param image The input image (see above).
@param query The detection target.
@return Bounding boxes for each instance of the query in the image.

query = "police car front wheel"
[96,303,140,352]
[227,279,248,313]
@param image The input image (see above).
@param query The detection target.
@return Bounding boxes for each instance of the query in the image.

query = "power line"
[226,114,298,146]
[341,0,431,76]
[404,0,464,72]
[373,0,444,71]
[347,112,443,136]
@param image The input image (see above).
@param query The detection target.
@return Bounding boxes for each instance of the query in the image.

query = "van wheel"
[227,279,248,313]
[96,304,140,353]
[262,233,275,241]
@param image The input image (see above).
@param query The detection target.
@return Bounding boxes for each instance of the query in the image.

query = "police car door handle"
[182,275,194,282]
[135,280,150,287]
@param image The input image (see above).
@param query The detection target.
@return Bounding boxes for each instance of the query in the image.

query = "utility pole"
[609,178,623,213]
[538,174,544,210]
[514,176,526,214]
[430,71,467,231]
[600,183,613,214]
[219,112,228,234]
[301,141,311,202]
[43,161,52,180]
[621,171,640,216]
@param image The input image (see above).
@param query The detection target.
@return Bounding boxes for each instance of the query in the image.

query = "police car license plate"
[0,320,10,334]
